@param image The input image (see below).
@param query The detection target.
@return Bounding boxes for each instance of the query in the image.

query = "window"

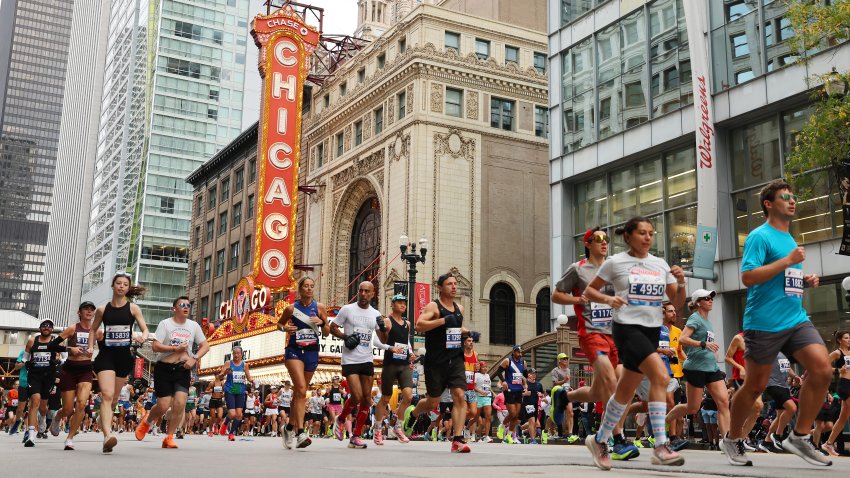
[218,211,227,235]
[489,283,516,345]
[200,296,209,319]
[535,106,549,138]
[339,82,347,97]
[490,97,514,131]
[336,131,344,157]
[323,94,329,108]
[246,195,254,218]
[205,219,214,242]
[207,186,216,210]
[536,287,551,336]
[213,292,221,312]
[194,226,201,247]
[317,142,325,168]
[196,198,202,216]
[377,53,385,69]
[357,68,365,83]
[475,38,490,59]
[533,52,547,74]
[248,159,256,183]
[215,249,225,276]
[398,38,406,53]
[731,33,748,58]
[354,120,363,146]
[234,168,244,193]
[561,0,593,26]
[243,235,252,265]
[347,199,382,302]
[445,88,462,117]
[203,256,211,281]
[397,91,406,119]
[232,202,241,226]
[505,45,519,65]
[220,178,229,201]
[735,69,755,83]
[374,107,383,135]
[445,31,460,51]
[190,261,198,286]
[229,242,239,271]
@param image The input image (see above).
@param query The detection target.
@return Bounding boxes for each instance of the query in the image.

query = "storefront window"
[730,116,781,191]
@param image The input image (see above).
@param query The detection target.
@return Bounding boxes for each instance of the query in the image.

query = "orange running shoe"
[135,415,150,441]
[162,435,178,449]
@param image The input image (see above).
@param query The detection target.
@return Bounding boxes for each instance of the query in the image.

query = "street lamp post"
[399,233,428,341]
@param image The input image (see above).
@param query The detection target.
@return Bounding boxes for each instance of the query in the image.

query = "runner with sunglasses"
[725,180,832,467]
[21,319,72,447]
[219,345,252,442]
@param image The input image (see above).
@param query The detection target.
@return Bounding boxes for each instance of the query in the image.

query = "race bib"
[512,372,523,386]
[706,331,716,343]
[465,371,474,384]
[32,351,50,367]
[784,268,803,298]
[392,342,408,361]
[295,328,319,347]
[844,356,850,368]
[76,331,90,350]
[354,327,372,348]
[627,268,666,306]
[105,325,131,347]
[659,340,670,349]
[11,399,18,407]
[590,302,613,327]
[213,386,223,393]
[232,371,246,384]
[482,381,491,392]
[333,393,342,402]
[525,404,535,414]
[446,327,462,349]
[778,358,790,373]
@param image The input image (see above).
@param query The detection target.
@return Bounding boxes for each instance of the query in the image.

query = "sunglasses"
[588,234,609,244]
[778,193,798,202]
[698,297,714,302]
[177,303,191,309]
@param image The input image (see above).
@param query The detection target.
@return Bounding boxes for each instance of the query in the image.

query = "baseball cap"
[391,293,407,302]
[39,319,54,328]
[690,289,716,303]
[557,352,569,360]
[583,229,598,243]
[528,367,537,373]
[512,345,522,352]
[437,272,454,286]
[78,301,96,310]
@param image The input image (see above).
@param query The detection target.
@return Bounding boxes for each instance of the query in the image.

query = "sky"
[258,0,358,36]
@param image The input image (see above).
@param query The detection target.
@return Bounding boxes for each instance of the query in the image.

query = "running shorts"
[464,390,477,403]
[612,322,660,373]
[209,398,224,409]
[264,407,278,416]
[58,361,94,392]
[26,371,54,398]
[327,403,342,415]
[838,378,850,401]
[579,332,619,368]
[439,401,453,420]
[476,395,492,408]
[380,361,413,395]
[341,362,375,377]
[93,347,133,377]
[635,375,680,402]
[743,321,824,365]
[520,404,539,422]
[504,390,523,405]
[700,409,718,424]
[285,347,319,372]
[225,392,247,410]
[153,362,191,398]
[423,356,465,398]
[763,385,792,407]
[682,369,725,388]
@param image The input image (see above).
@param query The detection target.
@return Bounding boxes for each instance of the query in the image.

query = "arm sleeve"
[741,232,768,272]
[48,335,68,352]
[554,264,578,293]
[371,334,390,351]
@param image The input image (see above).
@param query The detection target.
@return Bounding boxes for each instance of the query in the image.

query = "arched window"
[536,287,551,336]
[348,198,381,303]
[489,282,516,345]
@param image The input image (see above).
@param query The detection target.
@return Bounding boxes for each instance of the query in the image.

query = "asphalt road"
[1,432,848,478]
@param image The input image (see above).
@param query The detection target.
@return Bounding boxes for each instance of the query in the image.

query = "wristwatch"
[700,341,706,349]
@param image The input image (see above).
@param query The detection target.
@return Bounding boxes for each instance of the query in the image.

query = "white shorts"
[497,409,508,423]
[635,412,647,427]
[265,408,278,416]
[635,376,679,402]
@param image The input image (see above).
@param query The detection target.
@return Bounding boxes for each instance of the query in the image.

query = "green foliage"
[783,0,850,198]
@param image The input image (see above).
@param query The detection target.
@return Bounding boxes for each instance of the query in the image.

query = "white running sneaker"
[295,432,311,449]
[782,432,832,466]
[281,426,293,449]
[719,436,752,466]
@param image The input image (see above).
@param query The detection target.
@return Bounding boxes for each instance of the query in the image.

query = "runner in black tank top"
[21,318,69,447]
[88,272,148,454]
[372,293,414,443]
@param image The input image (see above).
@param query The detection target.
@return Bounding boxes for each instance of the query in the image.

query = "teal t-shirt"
[741,223,808,332]
[17,350,28,387]
[682,312,718,372]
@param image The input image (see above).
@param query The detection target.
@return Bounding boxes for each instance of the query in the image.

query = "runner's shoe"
[403,408,416,436]
[611,443,640,460]
[585,435,612,471]
[651,442,685,466]
[219,423,227,435]
[670,438,690,452]
[333,417,345,441]
[646,436,655,447]
[567,434,580,444]
[479,435,492,443]
[162,435,178,448]
[102,434,118,454]
[64,439,74,450]
[373,429,384,445]
[49,417,62,437]
[782,432,832,466]
[394,425,410,443]
[23,429,34,447]
[228,433,235,441]
[282,426,293,449]
[632,438,644,448]
[720,436,752,466]
[496,424,505,440]
[135,414,150,441]
[743,440,757,452]
[769,433,783,450]
[821,442,839,457]
[451,439,471,453]
[348,436,367,449]
[504,433,514,444]
[296,432,312,449]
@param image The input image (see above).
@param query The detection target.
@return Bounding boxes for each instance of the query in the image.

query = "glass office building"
[549,0,850,349]
[82,0,251,328]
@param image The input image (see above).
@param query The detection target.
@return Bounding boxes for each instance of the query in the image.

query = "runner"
[89,272,149,453]
[583,216,687,470]
[8,352,29,435]
[724,331,762,450]
[244,389,257,436]
[725,179,832,467]
[760,352,799,452]
[550,353,578,442]
[50,301,100,450]
[462,335,479,441]
[329,281,388,449]
[820,330,850,456]
[552,227,637,461]
[326,376,345,433]
[220,345,253,441]
[264,386,279,437]
[521,368,544,444]
[665,290,731,452]
[278,276,329,449]
[473,361,493,442]
[206,374,225,436]
[21,319,71,447]
[116,382,133,433]
[135,295,209,449]
[662,301,687,443]
[498,345,526,444]
[182,385,197,437]
[404,271,472,453]
[372,293,414,444]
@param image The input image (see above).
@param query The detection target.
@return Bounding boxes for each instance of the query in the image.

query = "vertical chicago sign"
[250,6,319,291]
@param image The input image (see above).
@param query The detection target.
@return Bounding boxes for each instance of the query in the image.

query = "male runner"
[662,302,687,443]
[760,352,800,452]
[405,271,472,453]
[724,331,762,449]
[724,179,832,466]
[499,345,527,444]
[330,281,388,449]
[462,335,479,440]
[8,351,29,435]
[136,296,210,448]
[550,353,578,442]
[372,293,414,444]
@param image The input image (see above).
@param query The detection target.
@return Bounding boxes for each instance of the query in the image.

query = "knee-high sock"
[595,397,627,444]
[648,401,668,447]
[353,408,369,437]
[339,398,357,421]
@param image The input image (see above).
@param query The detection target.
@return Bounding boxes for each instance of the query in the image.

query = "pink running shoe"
[451,440,471,453]
[394,426,410,444]
[374,429,384,445]
[333,417,344,441]
[348,436,367,449]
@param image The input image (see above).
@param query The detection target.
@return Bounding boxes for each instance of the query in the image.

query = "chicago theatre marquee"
[188,0,552,384]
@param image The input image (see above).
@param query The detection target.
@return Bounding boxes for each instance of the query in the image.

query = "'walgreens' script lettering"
[697,75,714,170]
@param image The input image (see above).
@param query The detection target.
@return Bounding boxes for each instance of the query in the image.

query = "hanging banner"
[250,6,320,291]
[412,282,431,324]
[837,160,850,256]
[134,357,145,379]
[683,1,718,280]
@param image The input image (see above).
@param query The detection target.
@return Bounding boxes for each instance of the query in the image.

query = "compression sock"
[648,401,668,447]
[339,398,356,420]
[595,397,627,444]
[353,408,369,436]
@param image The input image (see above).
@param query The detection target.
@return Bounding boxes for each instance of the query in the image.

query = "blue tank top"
[225,360,246,395]
[288,300,320,352]
[504,356,525,392]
